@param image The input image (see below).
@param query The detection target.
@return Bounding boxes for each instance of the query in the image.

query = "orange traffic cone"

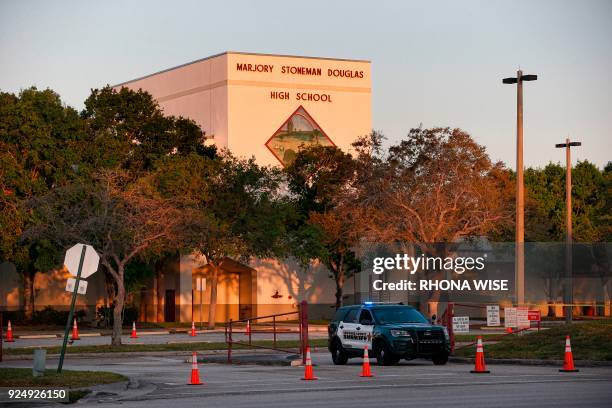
[360,345,373,377]
[246,320,251,335]
[559,335,579,372]
[130,322,138,338]
[5,320,14,342]
[301,346,317,380]
[188,351,203,385]
[470,336,490,373]
[71,318,80,340]
[190,321,197,337]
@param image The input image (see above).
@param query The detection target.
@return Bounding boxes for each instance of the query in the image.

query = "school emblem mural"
[265,106,335,166]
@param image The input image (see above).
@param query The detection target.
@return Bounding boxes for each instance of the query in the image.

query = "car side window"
[359,309,374,325]
[343,308,359,323]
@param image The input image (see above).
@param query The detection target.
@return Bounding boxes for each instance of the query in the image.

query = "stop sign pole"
[57,245,86,373]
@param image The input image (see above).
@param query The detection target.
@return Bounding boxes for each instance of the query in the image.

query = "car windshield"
[372,307,428,324]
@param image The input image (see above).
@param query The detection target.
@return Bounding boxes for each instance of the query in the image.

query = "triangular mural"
[265,106,335,166]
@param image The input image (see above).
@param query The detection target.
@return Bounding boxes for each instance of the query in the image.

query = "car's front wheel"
[330,339,349,365]
[432,353,449,365]
[374,340,400,365]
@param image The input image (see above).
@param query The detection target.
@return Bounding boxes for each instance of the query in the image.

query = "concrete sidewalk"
[1,325,328,350]
[2,323,328,339]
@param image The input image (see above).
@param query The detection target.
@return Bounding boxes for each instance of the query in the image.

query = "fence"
[225,300,309,364]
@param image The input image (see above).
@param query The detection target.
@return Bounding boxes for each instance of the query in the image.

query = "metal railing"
[454,326,531,351]
[225,300,309,364]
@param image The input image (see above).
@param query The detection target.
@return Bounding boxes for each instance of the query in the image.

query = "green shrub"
[32,306,86,325]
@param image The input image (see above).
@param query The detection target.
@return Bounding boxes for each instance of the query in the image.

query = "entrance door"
[164,289,176,322]
[239,270,252,320]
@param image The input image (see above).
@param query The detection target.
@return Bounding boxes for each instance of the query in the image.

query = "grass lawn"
[5,338,329,356]
[0,368,127,403]
[0,367,127,388]
[454,333,501,342]
[454,320,612,361]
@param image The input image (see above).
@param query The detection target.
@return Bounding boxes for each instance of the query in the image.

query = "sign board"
[528,310,541,322]
[517,306,530,329]
[196,277,206,291]
[64,244,99,279]
[452,316,470,333]
[58,243,99,374]
[65,278,88,295]
[504,307,517,328]
[486,305,500,326]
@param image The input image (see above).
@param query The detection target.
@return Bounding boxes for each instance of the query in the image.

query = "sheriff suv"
[328,302,450,366]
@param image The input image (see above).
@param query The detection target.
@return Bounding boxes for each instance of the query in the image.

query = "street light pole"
[503,70,537,307]
[555,138,581,324]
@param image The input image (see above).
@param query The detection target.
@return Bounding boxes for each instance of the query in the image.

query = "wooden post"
[227,319,233,363]
[447,303,455,354]
[300,300,309,364]
[272,315,277,349]
[555,138,581,324]
[515,69,525,307]
[503,70,537,307]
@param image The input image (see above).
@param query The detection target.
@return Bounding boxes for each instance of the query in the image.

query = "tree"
[351,128,514,311]
[152,152,289,328]
[524,160,611,314]
[286,145,361,309]
[515,160,611,243]
[353,127,513,248]
[26,169,183,345]
[0,88,86,319]
[81,86,212,174]
[2,85,213,337]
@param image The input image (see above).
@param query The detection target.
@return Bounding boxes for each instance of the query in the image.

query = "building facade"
[116,52,372,323]
[115,51,371,167]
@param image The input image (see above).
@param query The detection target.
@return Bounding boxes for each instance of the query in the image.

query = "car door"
[338,307,360,350]
[356,309,375,351]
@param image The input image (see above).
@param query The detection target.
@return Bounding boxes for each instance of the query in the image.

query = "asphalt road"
[2,352,611,408]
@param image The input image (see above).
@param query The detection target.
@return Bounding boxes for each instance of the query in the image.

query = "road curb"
[449,356,612,367]
[16,334,59,339]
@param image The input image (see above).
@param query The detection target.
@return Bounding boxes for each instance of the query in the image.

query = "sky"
[1,0,610,169]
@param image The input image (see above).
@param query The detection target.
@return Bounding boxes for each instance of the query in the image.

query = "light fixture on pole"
[503,70,537,307]
[555,138,581,324]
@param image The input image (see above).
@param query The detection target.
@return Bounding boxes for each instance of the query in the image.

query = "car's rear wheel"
[374,340,400,365]
[432,353,449,365]
[331,339,349,365]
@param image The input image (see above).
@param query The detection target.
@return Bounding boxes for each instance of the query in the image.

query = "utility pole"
[555,138,581,324]
[503,70,537,306]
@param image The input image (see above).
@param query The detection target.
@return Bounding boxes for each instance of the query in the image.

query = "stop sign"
[64,244,99,279]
